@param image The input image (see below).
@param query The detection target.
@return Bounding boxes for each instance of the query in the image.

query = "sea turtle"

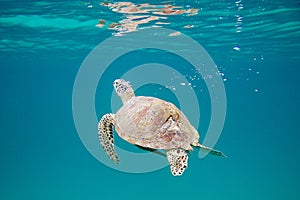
[98,79,226,176]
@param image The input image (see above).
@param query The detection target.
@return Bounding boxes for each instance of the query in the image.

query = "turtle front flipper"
[167,149,188,176]
[98,113,119,164]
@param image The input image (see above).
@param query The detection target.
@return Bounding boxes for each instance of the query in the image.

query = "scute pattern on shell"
[114,95,199,150]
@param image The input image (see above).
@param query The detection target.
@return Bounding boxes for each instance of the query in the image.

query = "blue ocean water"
[1,0,300,199]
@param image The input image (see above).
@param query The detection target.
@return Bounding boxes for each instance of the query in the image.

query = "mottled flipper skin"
[167,149,188,176]
[98,113,119,164]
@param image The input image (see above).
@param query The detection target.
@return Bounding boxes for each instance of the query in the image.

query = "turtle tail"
[195,143,227,158]
[98,113,119,164]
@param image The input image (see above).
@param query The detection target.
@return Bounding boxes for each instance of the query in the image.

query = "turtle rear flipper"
[98,113,119,164]
[167,149,188,176]
[196,143,227,157]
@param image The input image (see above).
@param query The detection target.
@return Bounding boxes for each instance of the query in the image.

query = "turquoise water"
[1,0,300,199]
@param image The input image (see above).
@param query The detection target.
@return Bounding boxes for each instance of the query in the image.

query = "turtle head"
[113,79,135,104]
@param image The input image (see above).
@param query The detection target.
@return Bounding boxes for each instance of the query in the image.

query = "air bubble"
[233,46,240,51]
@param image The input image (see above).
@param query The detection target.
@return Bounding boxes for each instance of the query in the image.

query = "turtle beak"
[114,79,129,88]
[113,79,120,93]
[113,79,121,87]
[113,78,126,85]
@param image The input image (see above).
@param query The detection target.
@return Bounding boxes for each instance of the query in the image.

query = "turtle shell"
[114,96,199,150]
